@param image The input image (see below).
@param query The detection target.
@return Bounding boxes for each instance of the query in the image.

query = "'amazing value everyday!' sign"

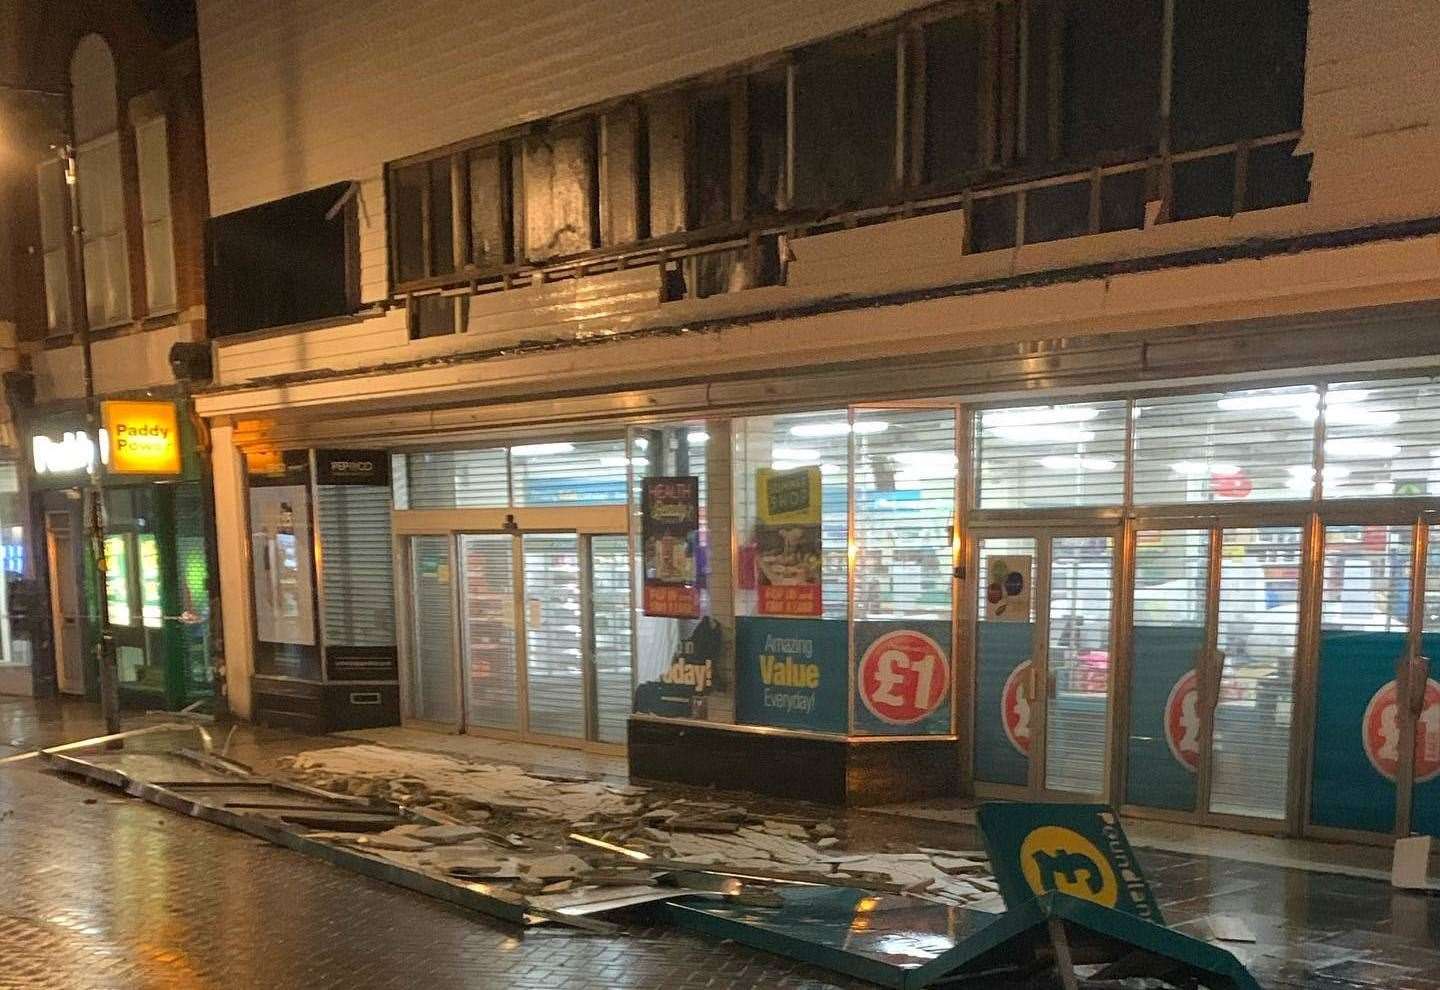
[736,617,847,733]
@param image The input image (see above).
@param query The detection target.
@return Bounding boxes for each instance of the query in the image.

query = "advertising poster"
[735,616,846,732]
[985,555,1031,620]
[633,615,722,718]
[1124,625,1206,812]
[754,467,823,617]
[853,620,953,735]
[978,802,1163,922]
[249,484,317,647]
[641,476,702,618]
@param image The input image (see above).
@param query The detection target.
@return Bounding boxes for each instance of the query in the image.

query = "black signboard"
[315,449,391,486]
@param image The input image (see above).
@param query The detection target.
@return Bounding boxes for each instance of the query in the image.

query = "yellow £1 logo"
[1018,826,1119,907]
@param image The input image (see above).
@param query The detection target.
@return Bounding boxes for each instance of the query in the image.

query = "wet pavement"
[1,695,1438,989]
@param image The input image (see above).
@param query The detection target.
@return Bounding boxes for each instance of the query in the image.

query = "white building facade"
[194,0,1440,836]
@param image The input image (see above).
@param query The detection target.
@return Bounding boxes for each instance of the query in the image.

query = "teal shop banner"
[853,620,952,735]
[1125,624,1205,812]
[735,617,847,733]
[1311,629,1405,834]
[978,802,1163,923]
[974,621,1033,786]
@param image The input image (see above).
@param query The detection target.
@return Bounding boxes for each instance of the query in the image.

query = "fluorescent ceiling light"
[984,406,1100,428]
[1324,404,1399,427]
[893,451,958,466]
[633,437,649,450]
[1216,392,1314,412]
[687,431,709,445]
[1326,438,1400,459]
[990,426,1096,444]
[1170,461,1241,477]
[1040,455,1116,472]
[1327,389,1370,404]
[1287,464,1350,490]
[789,420,889,438]
[772,447,821,463]
[600,456,647,468]
[511,442,575,457]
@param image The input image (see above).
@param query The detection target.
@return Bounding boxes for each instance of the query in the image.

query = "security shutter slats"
[402,448,509,508]
[523,534,585,738]
[1324,378,1440,499]
[590,535,633,744]
[409,536,459,724]
[1045,536,1114,795]
[461,534,519,731]
[511,440,627,506]
[853,408,955,620]
[317,485,395,648]
[975,401,1127,509]
[1211,526,1302,820]
[1133,385,1318,504]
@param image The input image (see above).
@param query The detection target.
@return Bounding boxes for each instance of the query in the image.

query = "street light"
[0,82,120,734]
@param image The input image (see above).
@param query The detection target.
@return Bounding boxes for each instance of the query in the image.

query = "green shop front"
[27,398,214,709]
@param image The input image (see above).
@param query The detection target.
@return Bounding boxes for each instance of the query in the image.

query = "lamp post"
[2,82,120,733]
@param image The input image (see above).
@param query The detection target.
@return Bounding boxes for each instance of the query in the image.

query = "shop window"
[733,410,850,619]
[1171,0,1307,153]
[521,118,598,262]
[792,32,898,210]
[1024,0,1162,165]
[510,438,627,506]
[917,12,986,185]
[974,400,1127,509]
[1132,385,1319,505]
[1322,379,1440,499]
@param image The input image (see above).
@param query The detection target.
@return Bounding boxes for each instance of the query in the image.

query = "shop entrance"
[45,511,84,695]
[1123,522,1305,828]
[972,529,1119,802]
[1308,515,1440,840]
[404,528,632,748]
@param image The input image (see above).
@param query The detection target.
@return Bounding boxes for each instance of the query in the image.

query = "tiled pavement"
[2,696,1439,989]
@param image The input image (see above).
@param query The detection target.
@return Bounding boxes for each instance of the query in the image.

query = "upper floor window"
[71,34,130,329]
[133,108,176,315]
[386,0,1310,327]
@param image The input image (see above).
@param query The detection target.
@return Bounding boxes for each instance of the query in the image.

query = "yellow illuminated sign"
[101,401,182,475]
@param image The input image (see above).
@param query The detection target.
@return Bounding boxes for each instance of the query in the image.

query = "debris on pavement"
[275,744,1005,917]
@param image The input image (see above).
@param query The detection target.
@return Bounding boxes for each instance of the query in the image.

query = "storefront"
[26,397,214,709]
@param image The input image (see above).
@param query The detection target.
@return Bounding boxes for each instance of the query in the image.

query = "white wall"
[198,0,1440,392]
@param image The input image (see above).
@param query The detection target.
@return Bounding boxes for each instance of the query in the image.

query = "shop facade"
[24,396,214,709]
[204,304,1440,844]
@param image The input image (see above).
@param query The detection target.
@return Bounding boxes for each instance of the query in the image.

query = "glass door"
[459,534,519,731]
[1125,524,1304,825]
[973,531,1117,800]
[522,534,584,739]
[1309,520,1440,838]
[589,534,634,745]
[406,535,461,725]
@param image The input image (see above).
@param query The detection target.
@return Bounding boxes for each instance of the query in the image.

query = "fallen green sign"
[668,801,1261,989]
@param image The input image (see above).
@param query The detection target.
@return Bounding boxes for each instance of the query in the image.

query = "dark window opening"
[1243,140,1311,213]
[1099,170,1147,232]
[688,88,733,229]
[1170,153,1235,221]
[1024,180,1090,244]
[1028,0,1162,165]
[207,181,359,336]
[920,13,985,184]
[747,68,788,216]
[522,118,597,262]
[429,158,455,275]
[410,293,466,339]
[793,32,897,209]
[969,193,1016,252]
[1172,0,1308,152]
[391,163,427,284]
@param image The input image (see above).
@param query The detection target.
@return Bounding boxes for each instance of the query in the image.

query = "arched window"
[70,33,131,327]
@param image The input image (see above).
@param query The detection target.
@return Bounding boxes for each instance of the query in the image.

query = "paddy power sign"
[101,400,181,475]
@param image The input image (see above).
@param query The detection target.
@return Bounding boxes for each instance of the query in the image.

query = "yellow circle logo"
[1018,826,1118,907]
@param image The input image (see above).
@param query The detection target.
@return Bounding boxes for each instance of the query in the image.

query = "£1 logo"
[1363,678,1440,784]
[1019,827,1119,907]
[1002,661,1032,755]
[858,630,950,725]
[1164,669,1201,773]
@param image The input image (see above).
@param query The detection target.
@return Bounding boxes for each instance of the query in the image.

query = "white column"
[210,421,254,718]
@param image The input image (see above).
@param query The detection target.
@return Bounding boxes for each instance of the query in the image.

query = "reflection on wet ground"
[1,696,1437,989]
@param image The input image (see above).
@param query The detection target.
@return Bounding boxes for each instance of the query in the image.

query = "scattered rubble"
[275,744,1002,921]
